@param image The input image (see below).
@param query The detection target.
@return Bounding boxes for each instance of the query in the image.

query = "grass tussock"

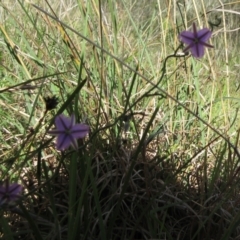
[1,0,240,239]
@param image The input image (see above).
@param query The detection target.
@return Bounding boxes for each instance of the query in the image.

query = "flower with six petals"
[49,114,89,151]
[0,182,23,205]
[179,22,213,58]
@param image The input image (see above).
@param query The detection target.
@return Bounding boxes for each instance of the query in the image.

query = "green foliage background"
[1,0,240,239]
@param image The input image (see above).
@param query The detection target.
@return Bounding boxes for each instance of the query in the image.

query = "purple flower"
[179,22,214,58]
[0,182,23,205]
[49,114,90,151]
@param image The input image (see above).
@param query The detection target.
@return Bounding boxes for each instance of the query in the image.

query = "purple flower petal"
[191,43,205,58]
[8,183,23,201]
[55,114,72,130]
[56,134,72,151]
[71,124,90,138]
[0,183,23,203]
[197,28,212,42]
[179,31,195,45]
